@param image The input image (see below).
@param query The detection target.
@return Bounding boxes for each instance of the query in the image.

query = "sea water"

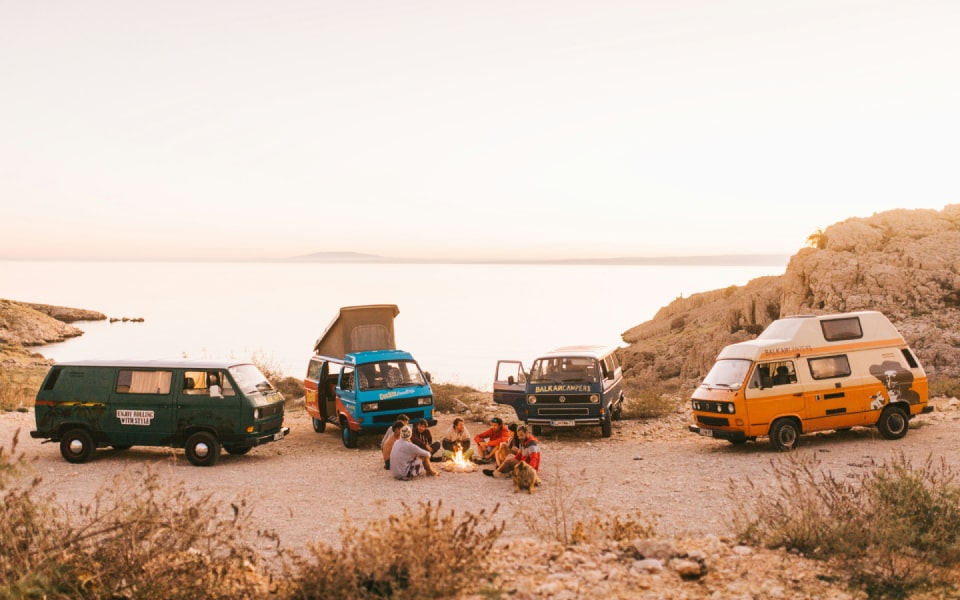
[0,261,784,390]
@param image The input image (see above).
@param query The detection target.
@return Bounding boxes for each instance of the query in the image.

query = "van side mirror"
[507,375,515,385]
[424,371,432,383]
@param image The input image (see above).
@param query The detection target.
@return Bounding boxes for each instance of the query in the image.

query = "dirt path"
[3,399,959,553]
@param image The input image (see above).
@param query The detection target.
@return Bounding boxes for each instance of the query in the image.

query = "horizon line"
[2,253,792,266]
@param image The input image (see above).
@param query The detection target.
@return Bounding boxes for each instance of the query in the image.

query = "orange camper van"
[689,311,932,451]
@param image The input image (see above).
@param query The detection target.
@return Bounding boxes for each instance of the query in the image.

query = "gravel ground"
[3,397,959,598]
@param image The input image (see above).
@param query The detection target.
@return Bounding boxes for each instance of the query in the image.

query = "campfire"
[442,444,477,473]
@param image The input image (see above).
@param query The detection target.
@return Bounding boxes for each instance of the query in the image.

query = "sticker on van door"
[116,409,155,425]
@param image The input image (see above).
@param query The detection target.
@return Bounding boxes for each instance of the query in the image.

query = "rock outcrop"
[621,204,960,386]
[0,299,106,348]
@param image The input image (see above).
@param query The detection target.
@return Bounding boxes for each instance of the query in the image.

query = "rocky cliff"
[0,299,106,349]
[621,204,960,387]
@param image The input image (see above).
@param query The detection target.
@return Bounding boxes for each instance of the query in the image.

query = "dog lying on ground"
[512,460,540,494]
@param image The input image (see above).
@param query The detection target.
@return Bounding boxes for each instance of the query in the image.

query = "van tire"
[340,418,358,449]
[601,411,613,438]
[224,445,252,455]
[878,406,909,440]
[532,425,542,436]
[111,444,132,451]
[312,417,326,433]
[60,428,95,464]
[769,419,799,452]
[185,431,220,467]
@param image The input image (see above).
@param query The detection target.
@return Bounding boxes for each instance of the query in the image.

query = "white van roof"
[539,345,618,359]
[717,311,906,362]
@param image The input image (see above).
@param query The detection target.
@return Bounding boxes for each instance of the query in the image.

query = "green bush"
[731,452,960,598]
[286,501,504,599]
[929,376,960,399]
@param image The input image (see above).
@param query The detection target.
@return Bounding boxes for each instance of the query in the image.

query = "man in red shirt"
[472,417,511,464]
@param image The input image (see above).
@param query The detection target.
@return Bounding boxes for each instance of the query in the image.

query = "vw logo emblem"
[559,396,566,403]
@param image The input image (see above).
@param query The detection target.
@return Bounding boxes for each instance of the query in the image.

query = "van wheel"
[769,419,799,452]
[340,418,358,449]
[532,425,542,436]
[60,428,95,464]
[224,445,252,455]
[312,417,326,433]
[878,406,909,440]
[185,431,220,466]
[601,411,613,438]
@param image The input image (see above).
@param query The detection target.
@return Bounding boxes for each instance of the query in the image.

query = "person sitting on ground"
[390,425,437,480]
[381,414,410,449]
[382,420,405,470]
[484,424,540,479]
[441,417,474,461]
[411,418,443,463]
[473,417,511,463]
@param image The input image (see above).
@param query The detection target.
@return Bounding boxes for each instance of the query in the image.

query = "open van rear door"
[493,360,526,421]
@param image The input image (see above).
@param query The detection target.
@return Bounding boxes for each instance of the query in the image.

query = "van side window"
[821,317,863,341]
[901,348,919,369]
[116,370,173,394]
[771,362,796,386]
[750,364,774,388]
[43,368,62,391]
[341,367,355,391]
[306,359,323,381]
[808,355,851,380]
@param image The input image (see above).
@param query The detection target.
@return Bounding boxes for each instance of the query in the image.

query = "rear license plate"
[551,419,575,427]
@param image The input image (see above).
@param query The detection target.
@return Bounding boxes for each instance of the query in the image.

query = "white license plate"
[698,428,713,437]
[273,431,286,441]
[551,419,576,427]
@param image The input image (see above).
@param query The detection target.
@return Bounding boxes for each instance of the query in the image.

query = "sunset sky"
[2,1,957,261]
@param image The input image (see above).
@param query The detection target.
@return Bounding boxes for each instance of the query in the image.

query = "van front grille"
[697,416,730,427]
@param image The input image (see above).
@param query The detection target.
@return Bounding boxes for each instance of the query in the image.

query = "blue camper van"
[303,305,435,448]
[493,345,625,438]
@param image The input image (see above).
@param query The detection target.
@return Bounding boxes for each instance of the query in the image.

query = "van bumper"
[689,425,747,442]
[251,427,290,447]
[528,417,601,426]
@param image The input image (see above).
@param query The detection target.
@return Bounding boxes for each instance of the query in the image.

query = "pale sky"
[2,1,957,261]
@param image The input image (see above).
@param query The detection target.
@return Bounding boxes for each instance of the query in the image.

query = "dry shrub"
[0,365,44,411]
[731,452,960,598]
[0,431,271,599]
[287,500,504,599]
[620,378,680,420]
[518,465,657,547]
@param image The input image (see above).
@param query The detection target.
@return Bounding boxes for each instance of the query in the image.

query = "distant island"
[287,251,790,266]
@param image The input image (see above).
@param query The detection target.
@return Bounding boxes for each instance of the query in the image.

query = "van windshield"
[529,357,600,384]
[229,365,277,396]
[357,360,426,390]
[701,359,751,389]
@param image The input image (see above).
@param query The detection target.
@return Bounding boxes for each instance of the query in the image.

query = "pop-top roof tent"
[313,304,399,359]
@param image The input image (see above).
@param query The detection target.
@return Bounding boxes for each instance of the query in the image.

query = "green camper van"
[31,359,289,466]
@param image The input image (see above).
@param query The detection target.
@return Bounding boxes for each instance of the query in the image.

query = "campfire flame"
[442,443,477,473]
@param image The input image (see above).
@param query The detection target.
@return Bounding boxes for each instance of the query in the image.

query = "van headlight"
[418,397,432,406]
[590,394,599,403]
[253,408,260,420]
[527,395,537,404]
[362,402,379,412]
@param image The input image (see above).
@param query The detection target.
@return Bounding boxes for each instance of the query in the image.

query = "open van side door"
[493,360,526,421]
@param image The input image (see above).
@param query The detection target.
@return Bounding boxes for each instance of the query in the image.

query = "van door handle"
[793,393,802,397]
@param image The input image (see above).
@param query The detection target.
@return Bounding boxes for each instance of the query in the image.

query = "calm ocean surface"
[0,261,785,390]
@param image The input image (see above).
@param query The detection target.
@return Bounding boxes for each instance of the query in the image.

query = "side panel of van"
[104,367,177,446]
